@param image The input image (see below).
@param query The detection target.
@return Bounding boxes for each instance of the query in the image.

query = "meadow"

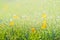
[0,0,60,40]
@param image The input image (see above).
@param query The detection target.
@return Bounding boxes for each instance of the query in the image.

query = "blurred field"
[0,0,60,40]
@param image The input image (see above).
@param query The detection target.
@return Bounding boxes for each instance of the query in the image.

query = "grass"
[0,14,60,40]
[0,0,60,40]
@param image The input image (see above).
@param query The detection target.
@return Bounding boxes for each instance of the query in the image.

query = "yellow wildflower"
[31,27,36,33]
[43,20,47,23]
[41,23,47,29]
[41,20,47,29]
[42,13,47,18]
[13,15,19,19]
[9,21,14,26]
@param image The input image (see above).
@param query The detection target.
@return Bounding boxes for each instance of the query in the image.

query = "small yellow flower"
[42,13,47,18]
[31,28,36,32]
[41,20,47,29]
[13,15,19,19]
[9,21,14,26]
[41,23,47,29]
[43,20,47,23]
